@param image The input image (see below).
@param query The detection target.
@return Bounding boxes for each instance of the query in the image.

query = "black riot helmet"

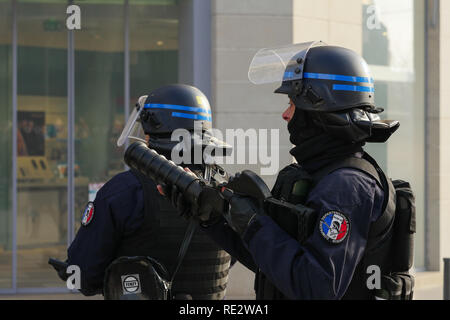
[117,84,231,163]
[141,84,213,135]
[248,42,399,143]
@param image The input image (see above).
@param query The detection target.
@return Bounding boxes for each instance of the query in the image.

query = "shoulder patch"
[319,211,350,244]
[81,202,95,226]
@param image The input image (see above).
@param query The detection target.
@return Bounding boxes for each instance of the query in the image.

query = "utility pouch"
[271,164,312,204]
[374,272,414,300]
[373,180,415,300]
[268,164,315,243]
[104,219,197,300]
[103,256,171,300]
[391,180,416,271]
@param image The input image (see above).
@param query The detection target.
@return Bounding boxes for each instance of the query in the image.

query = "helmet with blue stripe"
[140,84,213,135]
[273,45,379,113]
[117,84,231,160]
[248,42,399,143]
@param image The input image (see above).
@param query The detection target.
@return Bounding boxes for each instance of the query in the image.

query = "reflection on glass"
[130,0,179,97]
[0,0,12,289]
[73,2,125,233]
[17,1,68,287]
[362,0,425,268]
[71,0,180,234]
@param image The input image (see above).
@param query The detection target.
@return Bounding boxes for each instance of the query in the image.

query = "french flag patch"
[319,211,350,244]
[81,202,95,226]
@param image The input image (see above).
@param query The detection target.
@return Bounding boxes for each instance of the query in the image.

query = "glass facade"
[17,1,68,288]
[1,0,179,292]
[73,2,125,234]
[362,0,425,268]
[129,0,179,97]
[0,0,13,290]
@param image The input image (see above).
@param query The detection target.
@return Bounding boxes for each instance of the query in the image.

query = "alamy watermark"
[170,122,280,176]
[366,4,381,30]
[66,264,81,290]
[66,5,81,30]
[366,265,381,290]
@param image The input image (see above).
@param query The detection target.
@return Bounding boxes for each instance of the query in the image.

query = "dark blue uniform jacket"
[202,167,384,299]
[67,171,145,295]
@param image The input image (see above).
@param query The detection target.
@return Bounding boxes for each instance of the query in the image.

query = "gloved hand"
[157,177,225,225]
[220,189,263,237]
[157,182,193,219]
[48,258,69,281]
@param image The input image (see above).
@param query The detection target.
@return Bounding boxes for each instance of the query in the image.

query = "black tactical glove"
[220,189,263,237]
[48,258,69,281]
[158,183,193,218]
[158,182,225,225]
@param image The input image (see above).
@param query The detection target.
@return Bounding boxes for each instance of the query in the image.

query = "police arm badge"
[81,202,95,226]
[319,211,350,244]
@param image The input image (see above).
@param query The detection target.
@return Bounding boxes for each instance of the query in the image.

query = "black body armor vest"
[115,170,231,300]
[256,154,397,300]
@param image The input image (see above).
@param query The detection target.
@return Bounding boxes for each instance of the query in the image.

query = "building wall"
[440,0,450,264]
[293,0,362,53]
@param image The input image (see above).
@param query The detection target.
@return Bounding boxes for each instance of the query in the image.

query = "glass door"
[73,1,125,234]
[16,0,68,288]
[0,0,13,291]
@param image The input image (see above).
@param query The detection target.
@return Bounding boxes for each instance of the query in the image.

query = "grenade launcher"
[124,141,316,242]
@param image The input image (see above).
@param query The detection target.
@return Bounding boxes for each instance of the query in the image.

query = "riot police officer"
[54,84,233,299]
[164,42,411,299]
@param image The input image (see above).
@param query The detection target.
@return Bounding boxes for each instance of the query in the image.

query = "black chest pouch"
[256,164,316,300]
[268,164,315,242]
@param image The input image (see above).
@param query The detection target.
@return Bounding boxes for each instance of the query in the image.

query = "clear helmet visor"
[248,41,326,85]
[117,95,148,147]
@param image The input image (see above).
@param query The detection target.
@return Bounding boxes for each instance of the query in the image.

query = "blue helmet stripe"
[332,84,374,93]
[304,72,374,84]
[171,112,212,122]
[144,103,211,115]
[283,71,295,80]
